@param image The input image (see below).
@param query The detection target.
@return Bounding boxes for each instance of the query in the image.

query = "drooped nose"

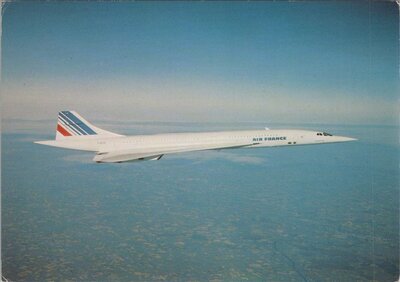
[334,136,358,142]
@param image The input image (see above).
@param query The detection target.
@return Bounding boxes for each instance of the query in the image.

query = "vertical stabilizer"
[56,111,123,140]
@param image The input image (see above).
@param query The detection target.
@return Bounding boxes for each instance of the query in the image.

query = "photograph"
[1,1,399,281]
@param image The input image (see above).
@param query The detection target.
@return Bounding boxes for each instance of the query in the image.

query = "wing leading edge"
[93,141,258,163]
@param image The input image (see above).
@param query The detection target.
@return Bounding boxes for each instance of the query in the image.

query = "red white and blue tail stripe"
[56,111,122,140]
[57,111,97,137]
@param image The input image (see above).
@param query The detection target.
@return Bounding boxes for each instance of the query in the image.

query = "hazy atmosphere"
[2,1,398,125]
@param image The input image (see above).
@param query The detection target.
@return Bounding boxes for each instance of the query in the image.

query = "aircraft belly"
[94,141,256,163]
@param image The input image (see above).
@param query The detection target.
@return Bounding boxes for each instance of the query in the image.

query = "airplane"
[35,111,357,163]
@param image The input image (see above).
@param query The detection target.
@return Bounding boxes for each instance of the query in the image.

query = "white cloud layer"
[168,150,265,165]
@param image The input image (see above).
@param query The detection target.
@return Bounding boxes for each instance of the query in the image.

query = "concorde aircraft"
[35,111,357,163]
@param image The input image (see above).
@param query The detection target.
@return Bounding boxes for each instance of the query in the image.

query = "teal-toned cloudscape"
[1,1,398,125]
[2,123,399,281]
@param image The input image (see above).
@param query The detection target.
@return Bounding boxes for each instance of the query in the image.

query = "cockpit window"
[317,132,332,136]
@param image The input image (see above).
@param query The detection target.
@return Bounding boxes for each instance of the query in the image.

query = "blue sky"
[2,2,398,125]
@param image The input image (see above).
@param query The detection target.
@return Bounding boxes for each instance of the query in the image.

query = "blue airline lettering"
[253,136,286,142]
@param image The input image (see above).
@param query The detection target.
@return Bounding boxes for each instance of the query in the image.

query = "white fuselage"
[40,129,355,153]
[98,129,330,152]
[35,111,357,163]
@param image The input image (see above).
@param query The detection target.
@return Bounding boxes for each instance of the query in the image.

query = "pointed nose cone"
[335,136,357,142]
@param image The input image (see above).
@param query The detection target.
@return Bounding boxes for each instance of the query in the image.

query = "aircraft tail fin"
[56,111,123,140]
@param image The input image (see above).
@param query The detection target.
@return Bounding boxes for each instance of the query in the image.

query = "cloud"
[62,153,93,164]
[169,150,265,165]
